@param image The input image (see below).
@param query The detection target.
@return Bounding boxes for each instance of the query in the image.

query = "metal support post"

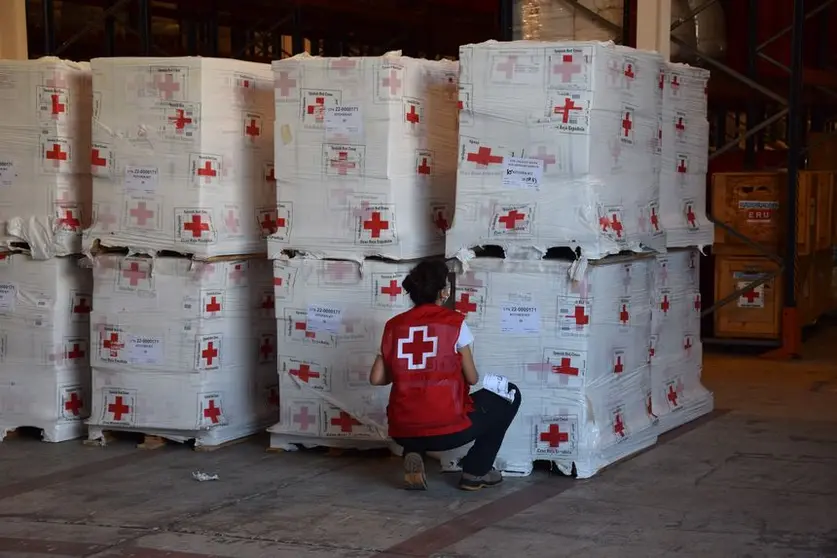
[292,6,304,55]
[104,0,116,56]
[42,0,55,55]
[621,0,633,45]
[498,0,514,41]
[765,0,806,360]
[187,20,199,55]
[137,0,151,56]
[207,1,219,57]
[744,0,759,169]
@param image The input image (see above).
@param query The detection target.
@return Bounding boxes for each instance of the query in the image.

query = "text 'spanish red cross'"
[108,396,130,420]
[621,112,633,137]
[331,411,361,433]
[122,262,147,286]
[51,94,66,116]
[363,212,389,238]
[456,293,477,315]
[202,341,219,365]
[553,54,581,82]
[553,97,582,124]
[553,357,579,376]
[197,161,217,183]
[498,210,525,230]
[540,424,569,447]
[184,214,210,238]
[130,202,154,226]
[291,364,320,383]
[466,146,503,167]
[65,393,83,416]
[203,400,222,423]
[380,280,402,299]
[169,109,192,132]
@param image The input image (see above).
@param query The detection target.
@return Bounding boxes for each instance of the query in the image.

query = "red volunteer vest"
[382,304,473,438]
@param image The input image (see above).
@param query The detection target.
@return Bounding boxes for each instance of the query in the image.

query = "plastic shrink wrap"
[451,254,657,478]
[84,57,275,258]
[0,254,93,441]
[86,254,277,447]
[660,63,712,248]
[446,40,665,261]
[268,53,459,262]
[0,58,92,258]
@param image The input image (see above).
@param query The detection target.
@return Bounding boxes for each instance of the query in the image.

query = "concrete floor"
[1,333,837,558]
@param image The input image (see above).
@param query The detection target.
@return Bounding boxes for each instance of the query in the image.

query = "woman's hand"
[369,355,391,386]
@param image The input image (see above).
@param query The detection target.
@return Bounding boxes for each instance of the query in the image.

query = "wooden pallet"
[84,429,258,452]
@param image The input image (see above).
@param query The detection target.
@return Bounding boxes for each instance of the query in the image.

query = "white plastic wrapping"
[268,53,459,262]
[268,257,413,449]
[660,63,712,249]
[84,57,275,258]
[447,41,665,261]
[0,58,93,259]
[649,248,713,432]
[86,255,277,447]
[452,254,657,478]
[0,254,93,441]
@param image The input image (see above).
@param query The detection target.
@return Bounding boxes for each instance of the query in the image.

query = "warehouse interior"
[1,0,837,557]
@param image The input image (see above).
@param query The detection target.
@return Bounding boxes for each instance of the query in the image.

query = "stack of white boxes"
[650,62,714,435]
[446,41,665,478]
[267,53,459,449]
[84,58,277,448]
[0,58,94,442]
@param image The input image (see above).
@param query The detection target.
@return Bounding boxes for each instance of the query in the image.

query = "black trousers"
[394,383,522,477]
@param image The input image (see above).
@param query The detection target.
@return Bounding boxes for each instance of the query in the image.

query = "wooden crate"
[806,171,834,252]
[808,133,837,172]
[714,255,783,339]
[711,171,823,256]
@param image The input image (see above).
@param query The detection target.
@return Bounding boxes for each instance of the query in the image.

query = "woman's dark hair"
[402,260,449,306]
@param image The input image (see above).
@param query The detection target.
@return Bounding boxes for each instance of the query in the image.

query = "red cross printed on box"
[498,209,525,230]
[261,293,275,311]
[57,208,81,231]
[203,399,222,423]
[417,157,431,175]
[202,341,219,366]
[184,214,210,238]
[245,118,261,139]
[624,63,635,81]
[397,326,438,370]
[380,280,402,300]
[650,206,660,231]
[225,209,240,233]
[265,165,276,183]
[658,72,665,90]
[621,112,633,138]
[197,161,217,183]
[675,117,685,134]
[619,304,630,324]
[122,262,148,286]
[295,321,316,339]
[553,54,581,82]
[613,354,624,374]
[154,73,180,100]
[259,212,278,235]
[276,71,297,97]
[64,392,83,416]
[694,293,702,311]
[130,202,154,226]
[91,148,107,169]
[103,332,123,357]
[46,72,67,88]
[496,56,517,79]
[532,147,556,171]
[50,94,66,117]
[685,204,696,227]
[456,293,478,315]
[205,296,221,314]
[406,104,420,125]
[293,406,316,430]
[45,143,67,167]
[540,424,569,447]
[684,336,694,352]
[599,213,624,238]
[741,288,760,304]
[671,76,681,93]
[553,97,582,124]
[331,58,357,75]
[569,305,590,326]
[290,363,320,383]
[434,211,449,231]
[614,413,626,437]
[363,211,389,238]
[466,146,503,167]
[331,411,362,433]
[108,396,130,421]
[67,343,85,360]
[677,156,688,174]
[647,395,654,417]
[169,109,192,133]
[73,296,91,315]
[660,295,670,313]
[307,97,325,120]
[667,385,679,406]
[330,151,357,175]
[260,336,274,360]
[382,69,402,95]
[552,357,579,376]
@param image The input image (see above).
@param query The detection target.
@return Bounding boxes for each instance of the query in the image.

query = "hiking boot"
[403,452,427,490]
[458,469,503,491]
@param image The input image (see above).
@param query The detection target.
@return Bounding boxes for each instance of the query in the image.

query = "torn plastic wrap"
[0,58,93,259]
[86,255,277,448]
[447,40,666,261]
[0,254,93,442]
[83,57,275,258]
[267,53,459,263]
